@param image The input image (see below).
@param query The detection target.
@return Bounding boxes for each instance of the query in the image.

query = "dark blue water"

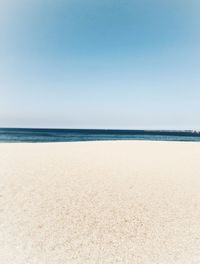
[0,128,200,143]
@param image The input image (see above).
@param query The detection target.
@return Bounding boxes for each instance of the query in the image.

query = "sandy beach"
[0,140,200,264]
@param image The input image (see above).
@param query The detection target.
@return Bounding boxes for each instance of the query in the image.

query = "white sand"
[0,141,200,263]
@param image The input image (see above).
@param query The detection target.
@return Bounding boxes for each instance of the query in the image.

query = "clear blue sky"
[1,0,200,129]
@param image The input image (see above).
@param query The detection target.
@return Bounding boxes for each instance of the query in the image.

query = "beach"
[0,140,200,263]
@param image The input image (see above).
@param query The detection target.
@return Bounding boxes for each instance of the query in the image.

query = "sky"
[0,0,200,130]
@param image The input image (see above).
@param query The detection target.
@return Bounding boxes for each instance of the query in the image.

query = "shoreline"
[1,138,200,144]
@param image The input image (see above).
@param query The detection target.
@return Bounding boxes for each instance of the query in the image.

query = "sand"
[0,140,200,264]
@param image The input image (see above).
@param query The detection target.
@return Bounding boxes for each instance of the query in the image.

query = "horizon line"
[0,127,199,133]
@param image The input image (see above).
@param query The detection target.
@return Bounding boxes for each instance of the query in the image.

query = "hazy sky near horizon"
[1,0,200,129]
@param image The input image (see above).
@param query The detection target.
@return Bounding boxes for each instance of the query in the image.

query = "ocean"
[0,128,200,143]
